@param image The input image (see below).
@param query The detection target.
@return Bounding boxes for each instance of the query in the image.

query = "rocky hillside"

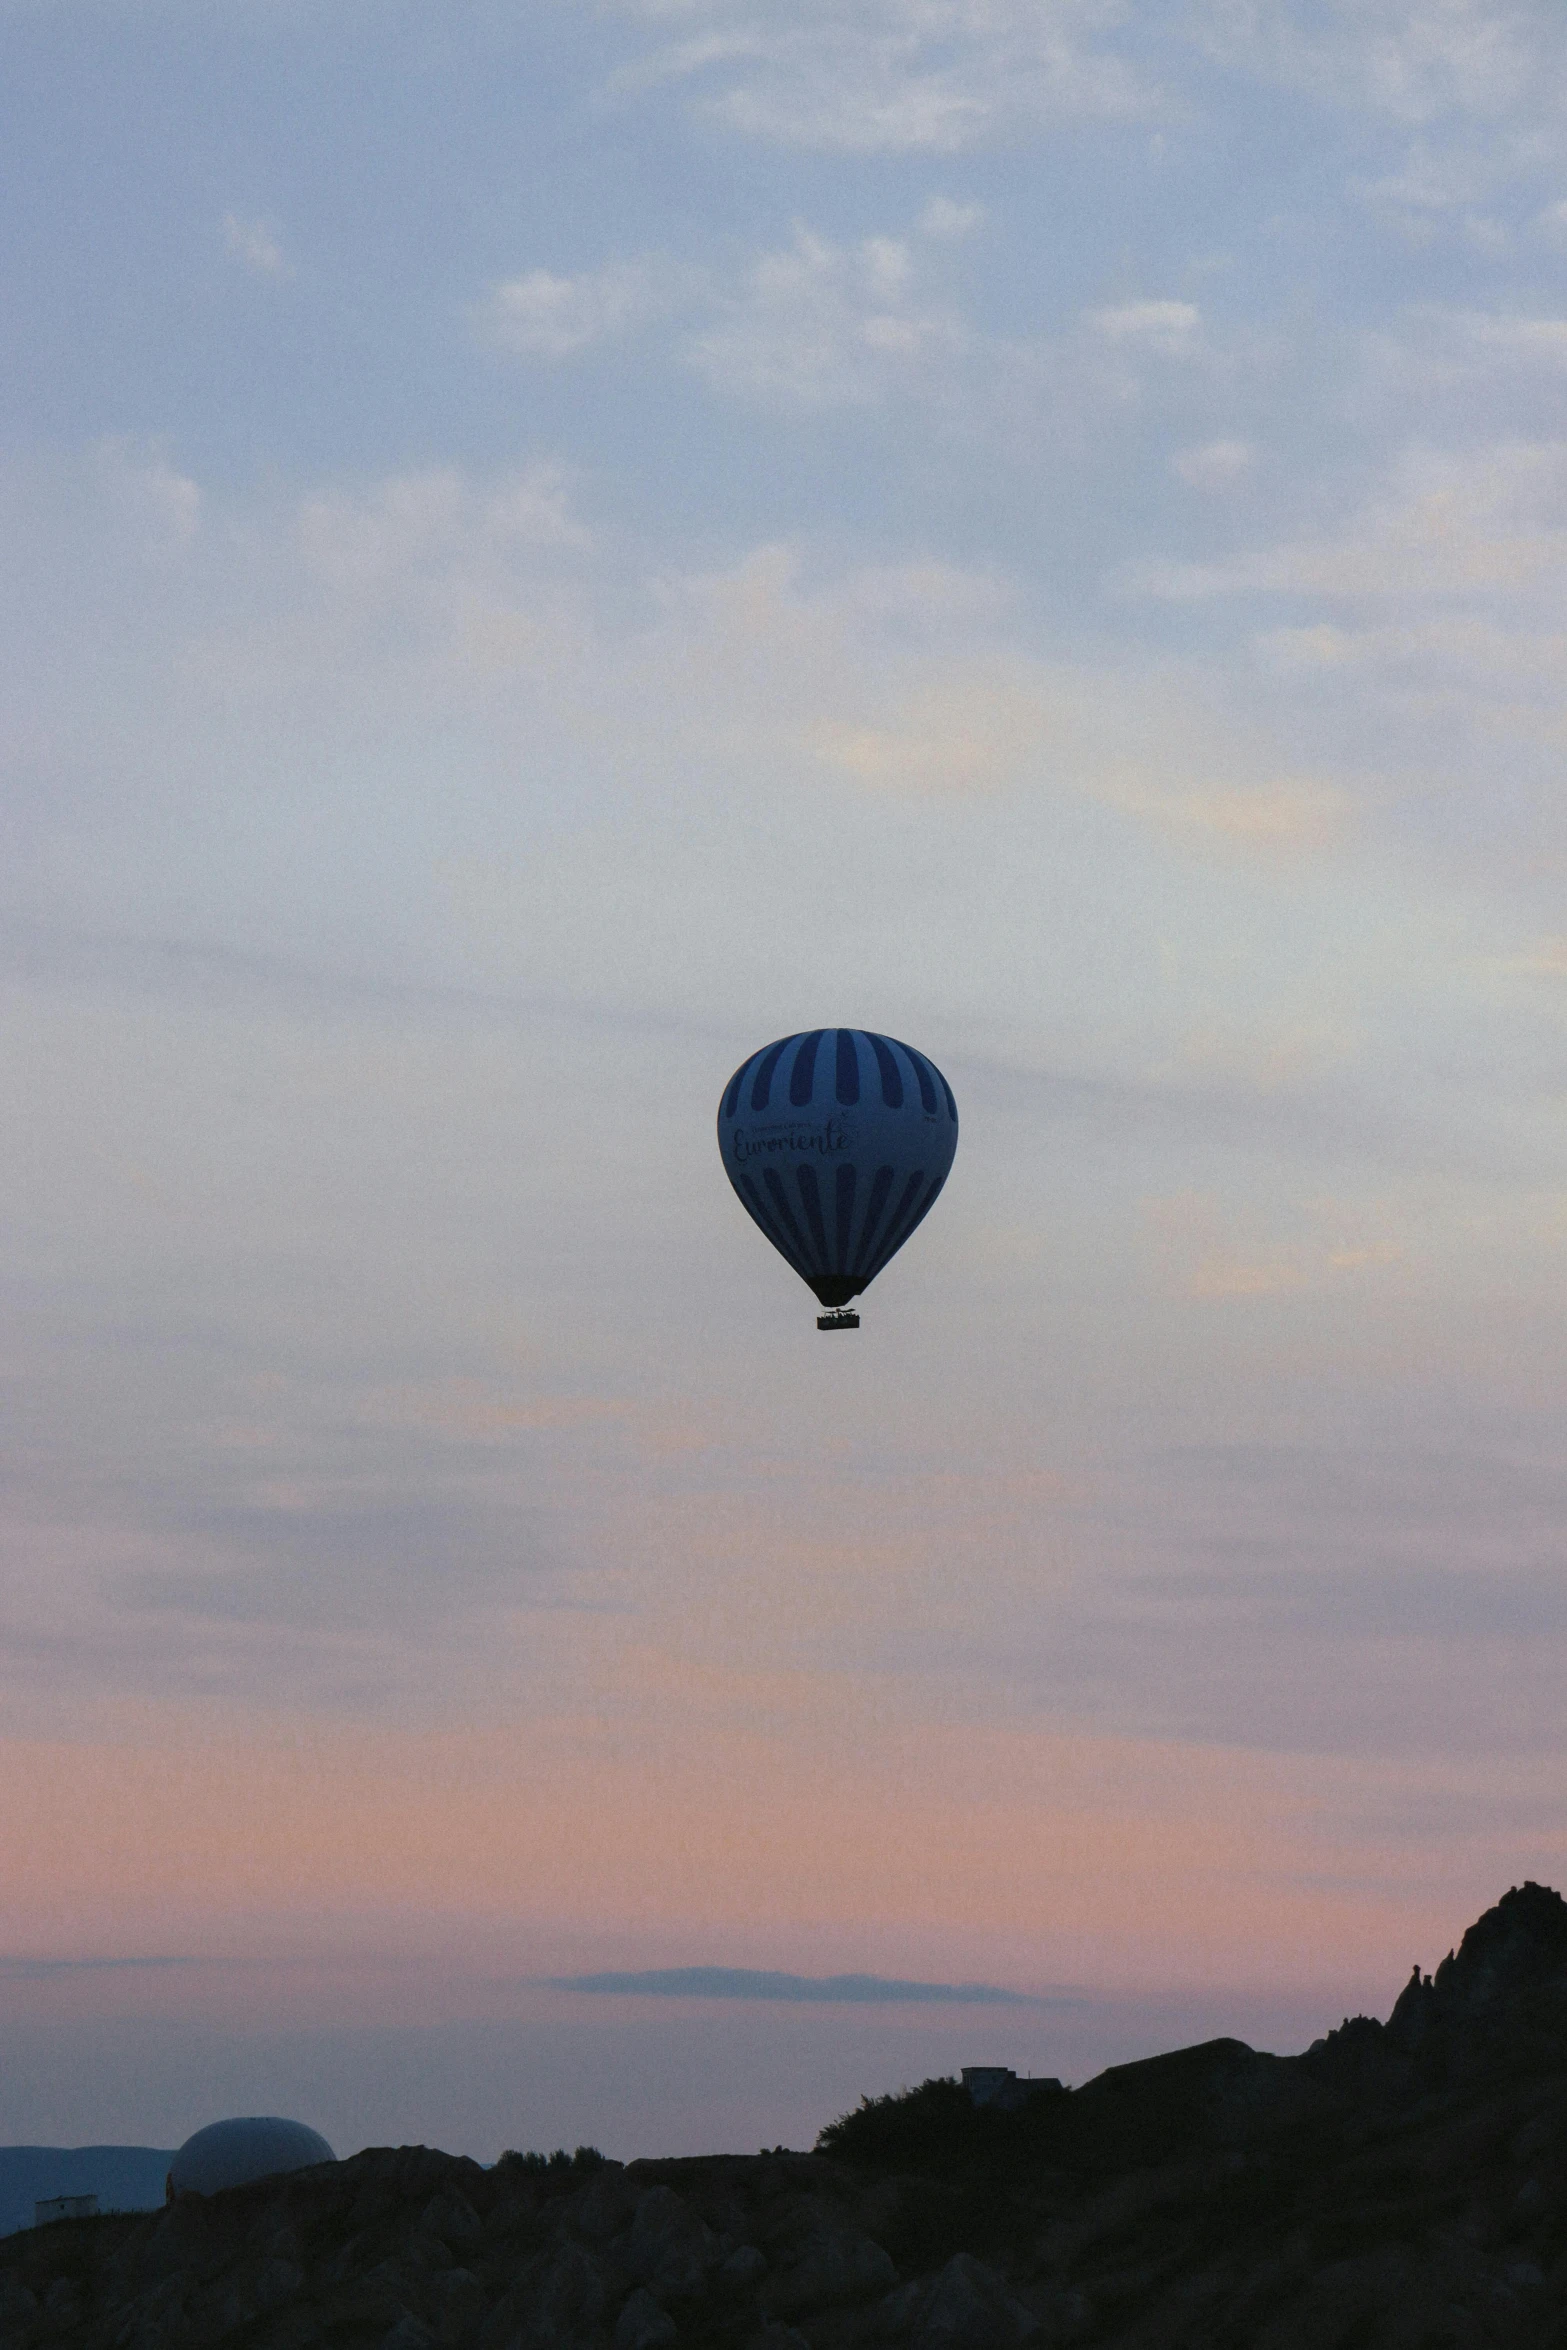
[9,1884,1567,2349]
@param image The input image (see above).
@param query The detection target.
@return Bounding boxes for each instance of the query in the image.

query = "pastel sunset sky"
[6,0,1567,2162]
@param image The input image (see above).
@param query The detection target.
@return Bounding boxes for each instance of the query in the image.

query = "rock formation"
[8,1884,1567,2348]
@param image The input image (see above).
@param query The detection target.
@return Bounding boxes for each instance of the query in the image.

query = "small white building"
[35,2194,97,2227]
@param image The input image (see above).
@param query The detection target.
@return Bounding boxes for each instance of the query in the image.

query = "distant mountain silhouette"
[0,2147,172,2237]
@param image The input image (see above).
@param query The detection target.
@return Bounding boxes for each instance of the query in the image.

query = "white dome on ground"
[169,2117,335,2197]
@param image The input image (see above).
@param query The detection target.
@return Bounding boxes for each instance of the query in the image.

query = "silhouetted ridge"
[1386,1879,1567,2052]
[11,1886,1567,2348]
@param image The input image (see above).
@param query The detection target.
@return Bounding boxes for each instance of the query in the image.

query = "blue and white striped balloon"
[717,1030,958,1325]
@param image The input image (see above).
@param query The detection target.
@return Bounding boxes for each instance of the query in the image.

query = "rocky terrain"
[9,1883,1567,2349]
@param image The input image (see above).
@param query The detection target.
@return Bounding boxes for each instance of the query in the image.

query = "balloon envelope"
[168,2117,335,2198]
[717,1029,958,1313]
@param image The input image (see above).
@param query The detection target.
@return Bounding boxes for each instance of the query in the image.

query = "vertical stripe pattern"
[718,1028,958,1308]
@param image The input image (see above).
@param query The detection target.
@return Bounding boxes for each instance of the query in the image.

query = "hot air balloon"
[717,1029,958,1329]
[167,2117,335,2199]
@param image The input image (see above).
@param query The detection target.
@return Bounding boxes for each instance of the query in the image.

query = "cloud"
[873,1433,1567,1761]
[111,1496,568,1637]
[546,1966,1062,2005]
[1503,937,1567,979]
[1193,0,1567,127]
[1349,140,1535,251]
[1259,613,1567,692]
[805,676,1042,795]
[684,226,965,407]
[1126,440,1567,604]
[221,212,289,278]
[479,219,987,412]
[0,1955,194,1981]
[606,1,1567,161]
[94,437,201,554]
[1451,312,1567,367]
[1145,1190,1316,1302]
[295,463,590,610]
[1172,438,1255,489]
[1354,306,1567,430]
[1167,1189,1408,1289]
[1089,299,1202,355]
[587,539,1345,855]
[478,215,1259,434]
[918,195,986,240]
[1115,779,1346,853]
[479,258,686,358]
[609,0,1159,153]
[1361,306,1567,406]
[1357,141,1498,219]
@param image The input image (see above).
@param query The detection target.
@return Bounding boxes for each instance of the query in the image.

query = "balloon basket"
[816,1309,861,1331]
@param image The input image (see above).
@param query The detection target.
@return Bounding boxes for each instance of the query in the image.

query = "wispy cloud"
[479,215,1265,431]
[0,1956,195,1982]
[1192,0,1567,127]
[298,463,590,592]
[479,258,691,358]
[1172,437,1255,489]
[547,1966,1064,2005]
[918,194,986,241]
[608,1,1567,162]
[687,226,965,407]
[1125,440,1567,604]
[609,0,1158,153]
[1089,299,1202,355]
[481,223,972,411]
[222,212,289,278]
[94,436,201,554]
